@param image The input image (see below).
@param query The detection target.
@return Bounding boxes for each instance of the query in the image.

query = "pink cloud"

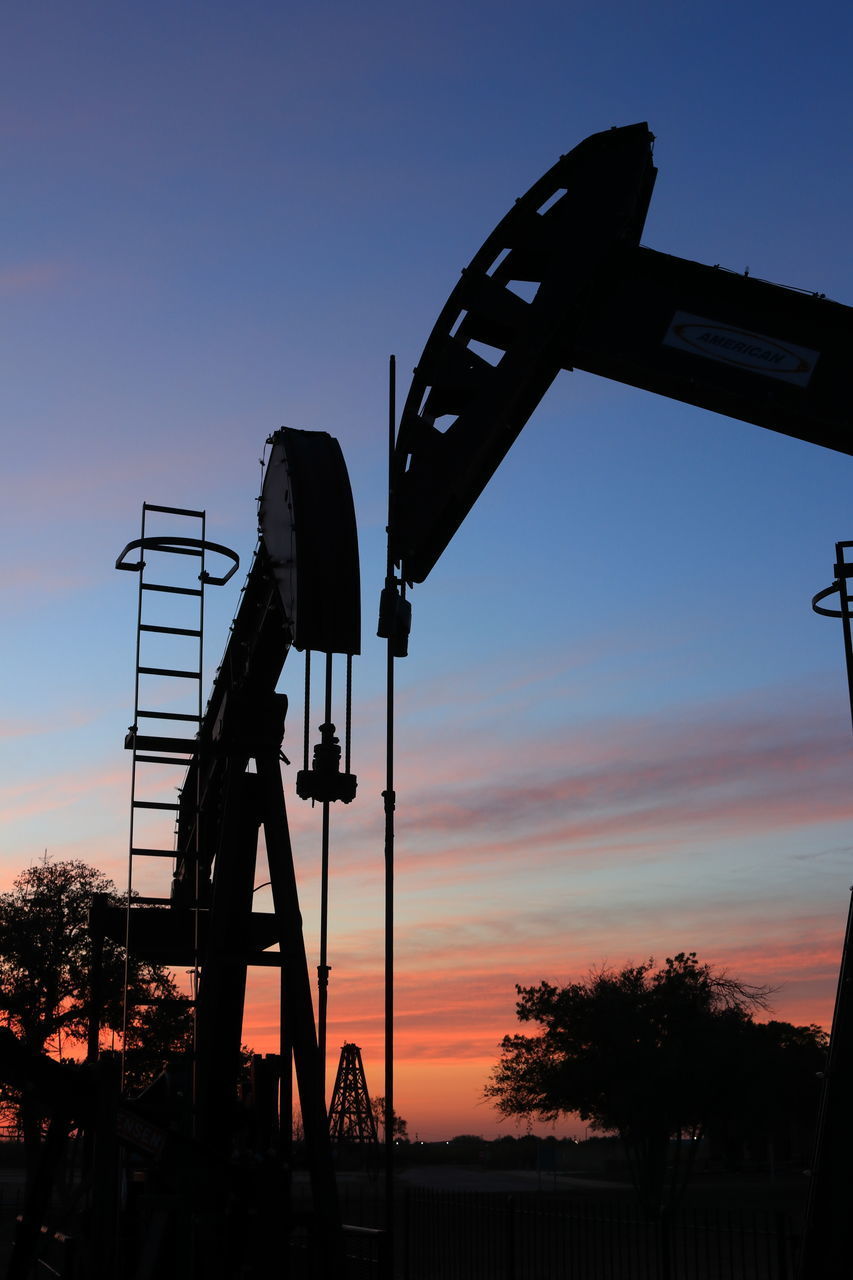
[2,668,841,1139]
[0,717,41,741]
[0,762,127,827]
[0,561,90,597]
[241,691,852,1084]
[0,453,173,527]
[375,703,852,866]
[0,262,72,294]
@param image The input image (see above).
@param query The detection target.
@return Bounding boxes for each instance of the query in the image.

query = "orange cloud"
[238,881,846,1138]
[0,763,127,827]
[3,672,843,1140]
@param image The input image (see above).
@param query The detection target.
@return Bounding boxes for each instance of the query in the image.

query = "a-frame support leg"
[195,766,261,1149]
[256,747,343,1273]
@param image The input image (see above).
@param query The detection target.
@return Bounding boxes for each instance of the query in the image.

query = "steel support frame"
[255,744,342,1263]
[190,705,343,1273]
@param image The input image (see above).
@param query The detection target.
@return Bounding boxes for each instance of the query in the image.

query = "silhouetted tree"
[707,1018,826,1170]
[485,952,785,1213]
[370,1095,410,1142]
[0,857,191,1153]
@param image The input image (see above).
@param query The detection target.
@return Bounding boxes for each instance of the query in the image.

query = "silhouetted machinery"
[381,123,853,1280]
[6,123,853,1279]
[4,428,361,1279]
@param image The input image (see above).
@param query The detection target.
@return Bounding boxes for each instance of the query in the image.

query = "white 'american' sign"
[663,311,819,386]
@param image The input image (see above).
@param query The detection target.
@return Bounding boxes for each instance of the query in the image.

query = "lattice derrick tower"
[328,1043,377,1143]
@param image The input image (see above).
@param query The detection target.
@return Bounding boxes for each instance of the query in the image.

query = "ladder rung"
[137,711,200,722]
[131,848,176,859]
[143,503,205,518]
[125,733,197,754]
[133,800,180,811]
[140,624,202,637]
[138,665,201,679]
[142,584,203,597]
[135,754,193,765]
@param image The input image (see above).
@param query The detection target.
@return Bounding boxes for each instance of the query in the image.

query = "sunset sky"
[3,1,853,1141]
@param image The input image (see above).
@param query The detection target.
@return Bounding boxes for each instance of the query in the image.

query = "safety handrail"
[115,536,239,586]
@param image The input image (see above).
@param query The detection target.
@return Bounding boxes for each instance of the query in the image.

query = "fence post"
[402,1186,410,1280]
[659,1206,671,1280]
[775,1210,790,1280]
[506,1194,516,1280]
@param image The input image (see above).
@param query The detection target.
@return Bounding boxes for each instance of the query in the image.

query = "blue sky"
[2,0,853,1138]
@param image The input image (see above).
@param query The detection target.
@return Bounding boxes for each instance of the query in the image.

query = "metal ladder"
[123,504,207,905]
[116,504,239,1061]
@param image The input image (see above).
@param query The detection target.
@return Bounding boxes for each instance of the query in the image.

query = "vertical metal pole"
[838,541,853,729]
[801,542,853,1279]
[303,649,311,774]
[121,505,147,1088]
[280,957,293,1213]
[192,511,206,1141]
[383,355,397,1261]
[318,652,333,1102]
[345,653,353,774]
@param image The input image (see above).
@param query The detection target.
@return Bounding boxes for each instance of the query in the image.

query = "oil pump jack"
[5,122,853,1280]
[4,428,360,1279]
[380,123,853,1280]
[110,426,361,1277]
